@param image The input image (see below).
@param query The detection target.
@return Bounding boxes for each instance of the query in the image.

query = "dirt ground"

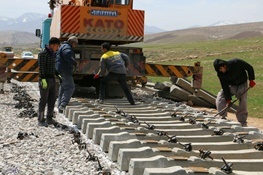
[194,107,263,131]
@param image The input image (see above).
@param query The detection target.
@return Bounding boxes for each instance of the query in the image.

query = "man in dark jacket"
[56,36,78,112]
[93,42,135,105]
[38,37,60,126]
[213,58,256,127]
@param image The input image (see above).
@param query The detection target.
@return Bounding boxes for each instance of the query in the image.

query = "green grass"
[138,37,263,119]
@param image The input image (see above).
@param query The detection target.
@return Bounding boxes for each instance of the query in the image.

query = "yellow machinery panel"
[51,3,144,44]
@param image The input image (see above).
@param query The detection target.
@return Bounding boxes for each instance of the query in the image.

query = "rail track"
[61,87,263,175]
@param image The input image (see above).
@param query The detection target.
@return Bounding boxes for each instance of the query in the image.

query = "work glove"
[93,74,99,79]
[73,65,79,73]
[41,79,47,89]
[57,74,63,83]
[226,99,231,107]
[55,71,63,83]
[249,80,256,88]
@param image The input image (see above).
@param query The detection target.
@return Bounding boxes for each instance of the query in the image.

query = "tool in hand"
[214,87,251,118]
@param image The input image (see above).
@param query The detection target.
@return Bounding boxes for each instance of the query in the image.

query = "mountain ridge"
[144,21,263,44]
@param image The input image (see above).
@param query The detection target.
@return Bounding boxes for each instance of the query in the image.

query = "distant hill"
[0,31,39,46]
[145,26,166,34]
[144,22,263,44]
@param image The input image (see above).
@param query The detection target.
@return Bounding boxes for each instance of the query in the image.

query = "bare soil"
[194,107,263,131]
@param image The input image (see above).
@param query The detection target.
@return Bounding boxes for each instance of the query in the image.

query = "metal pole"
[214,87,251,118]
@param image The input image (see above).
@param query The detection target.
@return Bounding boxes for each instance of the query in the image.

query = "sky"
[1,0,263,31]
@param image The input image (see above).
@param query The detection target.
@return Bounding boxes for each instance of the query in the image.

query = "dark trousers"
[216,82,248,125]
[38,78,57,119]
[99,72,135,104]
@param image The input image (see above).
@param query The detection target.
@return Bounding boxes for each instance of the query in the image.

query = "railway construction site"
[1,80,263,175]
[1,0,263,174]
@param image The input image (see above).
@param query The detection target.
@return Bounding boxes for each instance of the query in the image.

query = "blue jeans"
[99,72,135,105]
[57,73,75,107]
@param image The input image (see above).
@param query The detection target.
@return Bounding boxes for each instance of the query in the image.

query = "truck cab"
[36,14,52,49]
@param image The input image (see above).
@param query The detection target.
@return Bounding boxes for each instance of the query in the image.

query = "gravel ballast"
[0,81,127,175]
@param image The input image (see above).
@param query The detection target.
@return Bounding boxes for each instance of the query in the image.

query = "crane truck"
[4,0,203,96]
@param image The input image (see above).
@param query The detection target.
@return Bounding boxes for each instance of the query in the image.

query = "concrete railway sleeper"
[60,97,263,175]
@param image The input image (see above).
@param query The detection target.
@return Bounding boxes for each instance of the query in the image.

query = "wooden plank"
[131,133,146,136]
[252,139,263,143]
[105,118,119,121]
[141,140,159,144]
[187,167,209,173]
[169,156,188,161]
[235,132,249,136]
[155,147,172,152]
[101,114,114,118]
[120,127,135,130]
[217,126,232,129]
[92,108,102,111]
[96,111,107,114]
[113,122,126,125]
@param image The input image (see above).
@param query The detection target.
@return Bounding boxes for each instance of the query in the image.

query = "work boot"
[129,99,135,105]
[95,99,104,104]
[38,112,48,127]
[46,115,58,125]
[53,111,57,118]
[58,105,66,113]
[38,118,48,127]
[59,105,66,110]
[241,123,247,127]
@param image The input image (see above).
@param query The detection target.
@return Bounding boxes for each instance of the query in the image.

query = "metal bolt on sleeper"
[199,149,213,160]
[221,157,233,174]
[179,142,192,152]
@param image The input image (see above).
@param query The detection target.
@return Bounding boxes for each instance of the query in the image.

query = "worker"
[91,0,100,6]
[213,58,256,127]
[92,0,109,7]
[69,0,76,5]
[38,37,61,126]
[56,36,78,112]
[83,0,88,6]
[102,0,110,7]
[93,42,135,105]
[0,82,3,94]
